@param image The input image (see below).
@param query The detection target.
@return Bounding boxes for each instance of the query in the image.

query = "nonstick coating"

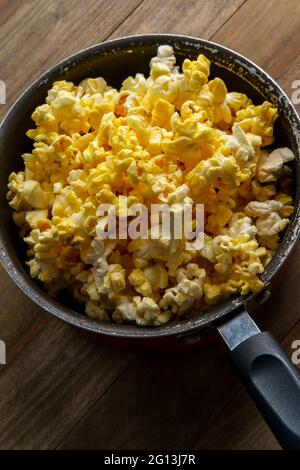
[0,34,299,338]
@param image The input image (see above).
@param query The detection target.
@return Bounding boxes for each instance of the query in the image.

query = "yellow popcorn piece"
[226,92,251,113]
[251,179,276,202]
[204,283,222,305]
[208,78,227,104]
[8,176,52,210]
[128,268,152,296]
[143,263,169,290]
[151,98,175,130]
[79,77,107,95]
[206,205,233,233]
[182,54,210,92]
[6,45,294,325]
[25,209,49,228]
[236,101,278,146]
[103,264,126,293]
[186,151,241,194]
[159,263,206,314]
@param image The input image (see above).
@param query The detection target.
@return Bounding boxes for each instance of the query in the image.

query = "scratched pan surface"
[0,34,299,339]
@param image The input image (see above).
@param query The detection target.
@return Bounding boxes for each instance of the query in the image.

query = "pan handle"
[229,329,300,449]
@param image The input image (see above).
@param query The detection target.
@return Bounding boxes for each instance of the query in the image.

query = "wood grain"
[59,341,240,450]
[0,319,134,449]
[194,387,281,450]
[0,0,299,451]
[213,0,300,104]
[0,265,49,364]
[0,0,143,120]
[110,0,246,40]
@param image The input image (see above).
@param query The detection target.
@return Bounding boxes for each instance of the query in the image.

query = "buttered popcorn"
[7,45,295,325]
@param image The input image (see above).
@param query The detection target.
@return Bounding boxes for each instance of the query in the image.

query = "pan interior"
[0,35,299,337]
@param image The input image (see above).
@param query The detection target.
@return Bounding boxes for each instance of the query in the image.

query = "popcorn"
[244,200,283,217]
[244,199,291,238]
[112,295,160,325]
[7,45,295,325]
[151,98,175,129]
[256,212,289,237]
[150,45,177,72]
[8,175,52,210]
[256,147,295,183]
[235,101,278,146]
[159,264,206,314]
[128,268,152,296]
[182,54,210,91]
[186,151,241,194]
[251,179,276,201]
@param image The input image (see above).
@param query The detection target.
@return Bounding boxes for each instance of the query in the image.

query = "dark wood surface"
[0,0,299,450]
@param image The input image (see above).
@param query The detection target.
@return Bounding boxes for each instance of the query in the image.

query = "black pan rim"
[0,34,299,338]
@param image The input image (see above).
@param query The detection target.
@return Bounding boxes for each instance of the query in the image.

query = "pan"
[0,34,300,449]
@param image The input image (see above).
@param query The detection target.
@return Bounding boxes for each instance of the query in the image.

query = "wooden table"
[0,0,299,450]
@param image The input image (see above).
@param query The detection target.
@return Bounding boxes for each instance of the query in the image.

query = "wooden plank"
[193,319,300,450]
[0,266,49,365]
[110,0,300,108]
[0,0,23,27]
[0,0,143,120]
[0,319,134,449]
[194,387,280,450]
[213,0,300,97]
[110,0,246,40]
[59,340,241,450]
[277,55,300,114]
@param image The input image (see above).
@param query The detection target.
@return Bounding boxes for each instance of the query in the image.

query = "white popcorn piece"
[256,147,294,183]
[244,200,283,217]
[256,212,289,237]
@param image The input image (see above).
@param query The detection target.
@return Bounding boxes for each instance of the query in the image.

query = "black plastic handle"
[229,331,300,449]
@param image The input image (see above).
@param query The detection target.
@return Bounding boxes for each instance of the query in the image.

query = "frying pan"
[0,34,300,449]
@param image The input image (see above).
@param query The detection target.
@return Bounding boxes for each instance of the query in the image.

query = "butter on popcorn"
[7,45,295,326]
